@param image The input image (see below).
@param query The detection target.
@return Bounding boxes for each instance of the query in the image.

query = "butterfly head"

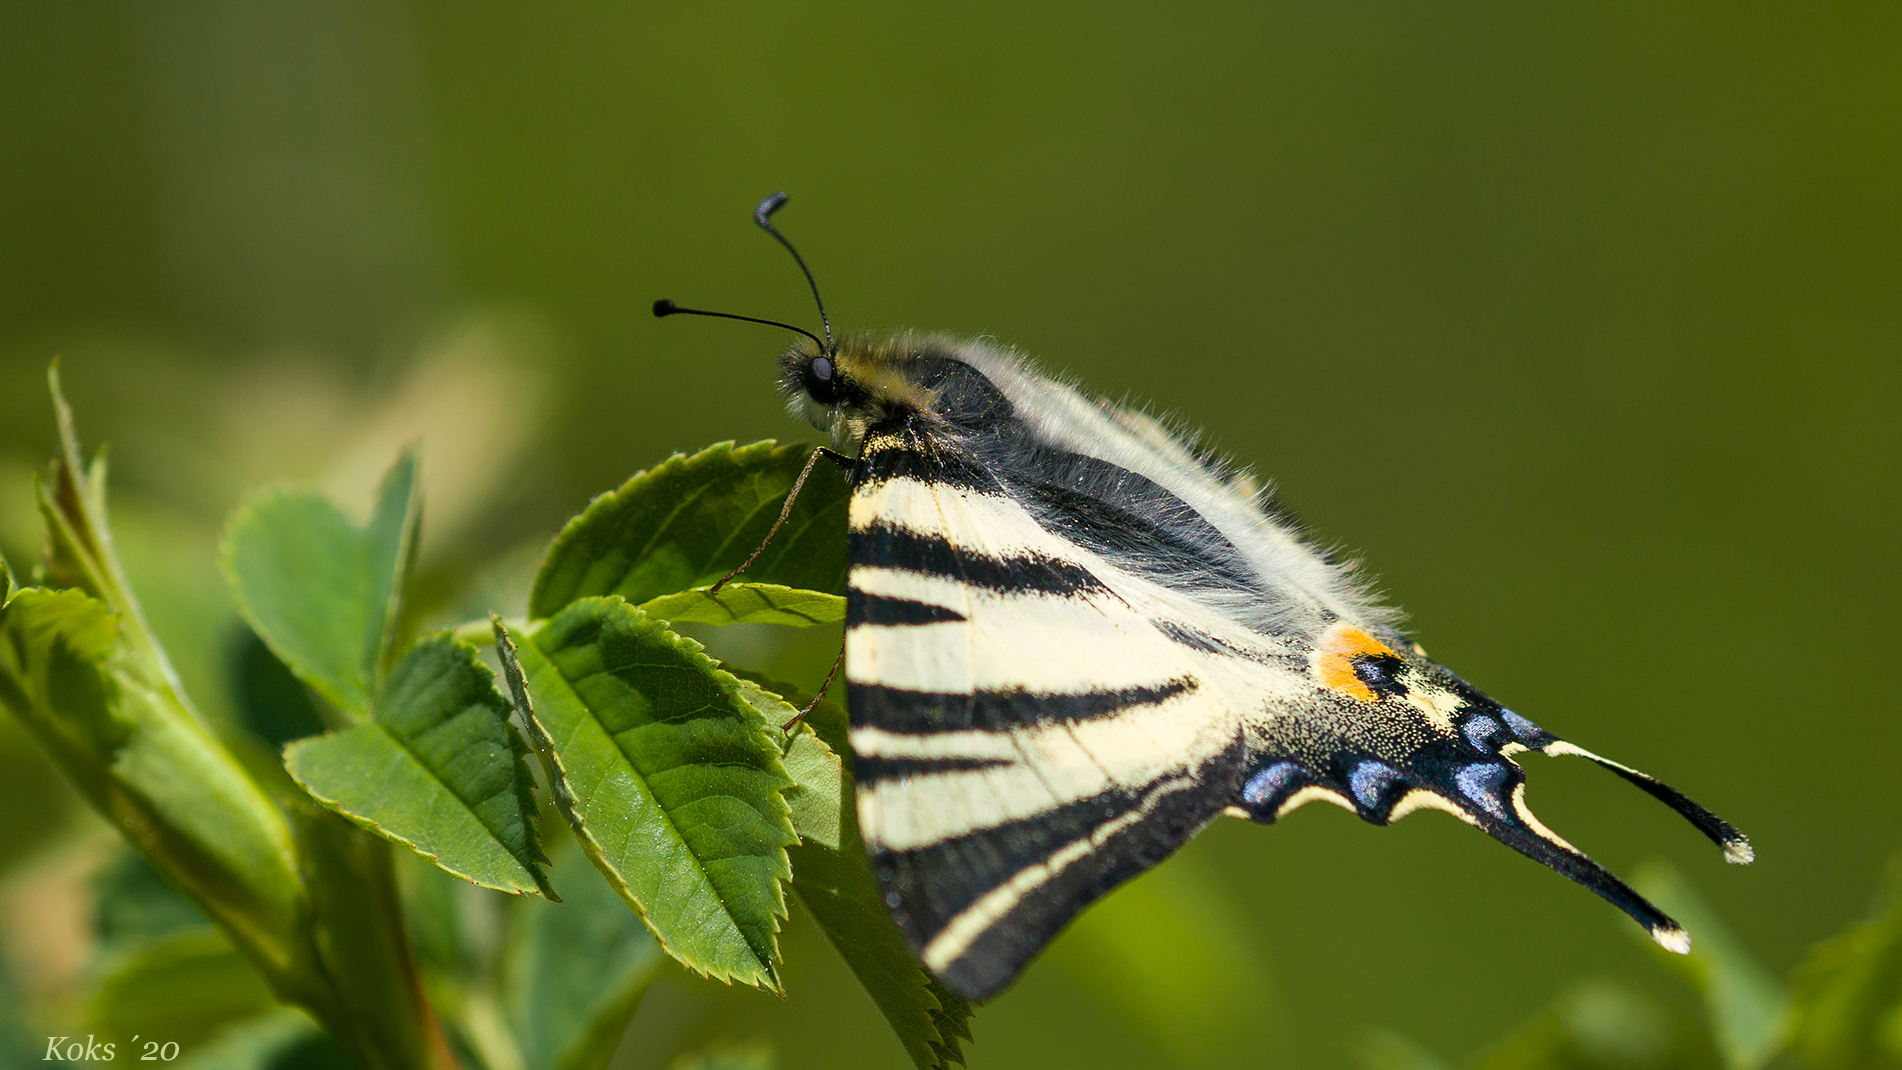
[780,333,1013,450]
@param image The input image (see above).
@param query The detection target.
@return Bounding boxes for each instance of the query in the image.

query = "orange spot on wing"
[1314,623,1400,703]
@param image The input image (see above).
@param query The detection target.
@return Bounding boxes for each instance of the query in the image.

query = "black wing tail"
[1538,739,1754,864]
[1229,708,1748,955]
[1464,769,1693,954]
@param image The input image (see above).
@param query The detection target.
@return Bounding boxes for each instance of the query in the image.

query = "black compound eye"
[804,356,838,404]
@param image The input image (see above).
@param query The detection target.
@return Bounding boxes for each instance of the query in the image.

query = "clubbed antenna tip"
[752,191,831,346]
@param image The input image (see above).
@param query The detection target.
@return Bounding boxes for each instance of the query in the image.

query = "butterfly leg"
[710,445,853,595]
[782,643,845,733]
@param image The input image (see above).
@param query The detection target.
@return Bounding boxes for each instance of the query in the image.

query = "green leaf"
[289,802,455,1070]
[734,674,973,1070]
[87,927,278,1050]
[0,588,305,985]
[363,448,423,679]
[1633,862,1788,1070]
[223,450,421,717]
[232,628,328,749]
[177,1008,365,1070]
[503,842,664,1070]
[496,599,796,989]
[285,634,552,897]
[742,682,842,852]
[37,365,173,683]
[1787,855,1902,1070]
[35,367,231,758]
[530,441,848,620]
[639,584,845,628]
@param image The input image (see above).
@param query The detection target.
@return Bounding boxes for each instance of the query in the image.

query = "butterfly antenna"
[754,191,832,348]
[651,299,827,352]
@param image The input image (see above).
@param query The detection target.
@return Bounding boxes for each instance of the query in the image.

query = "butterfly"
[657,193,1752,1003]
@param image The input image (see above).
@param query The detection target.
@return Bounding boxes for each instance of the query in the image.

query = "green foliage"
[0,378,447,1070]
[391,827,664,1070]
[639,584,845,628]
[669,1040,776,1070]
[84,851,286,1055]
[88,928,279,1050]
[286,634,551,898]
[1787,858,1902,1069]
[529,441,849,619]
[1366,857,1902,1070]
[498,600,796,989]
[3,376,309,995]
[11,372,1902,1070]
[93,851,215,950]
[0,586,306,986]
[501,845,663,1070]
[222,451,420,718]
[176,1009,364,1070]
[737,675,973,1070]
[1633,864,1788,1070]
[288,800,450,1069]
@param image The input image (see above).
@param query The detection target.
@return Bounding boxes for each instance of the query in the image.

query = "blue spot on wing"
[1348,760,1403,811]
[1241,761,1302,808]
[1456,762,1512,819]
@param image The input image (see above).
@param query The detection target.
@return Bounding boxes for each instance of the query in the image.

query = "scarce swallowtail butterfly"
[656,193,1752,1003]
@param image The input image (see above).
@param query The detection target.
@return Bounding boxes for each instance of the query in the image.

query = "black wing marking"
[841,402,1751,999]
[845,418,1249,1000]
[1227,690,1751,953]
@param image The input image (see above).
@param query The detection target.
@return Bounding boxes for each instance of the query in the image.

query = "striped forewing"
[844,421,1255,1000]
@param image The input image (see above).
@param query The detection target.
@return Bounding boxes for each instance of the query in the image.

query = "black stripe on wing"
[1013,455,1265,595]
[852,521,1105,596]
[854,752,1016,783]
[845,413,1248,1001]
[853,678,1196,734]
[871,746,1244,1002]
[853,591,968,626]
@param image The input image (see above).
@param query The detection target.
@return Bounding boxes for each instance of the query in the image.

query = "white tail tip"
[1654,926,1692,955]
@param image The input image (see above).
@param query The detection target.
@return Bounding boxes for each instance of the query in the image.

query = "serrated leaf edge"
[496,608,797,992]
[284,732,553,900]
[737,674,974,1069]
[529,439,822,620]
[282,635,554,899]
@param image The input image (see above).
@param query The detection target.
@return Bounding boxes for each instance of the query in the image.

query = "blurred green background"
[1,2,1897,1067]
